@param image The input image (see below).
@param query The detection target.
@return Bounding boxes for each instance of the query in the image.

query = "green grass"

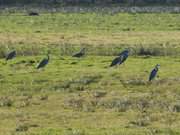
[1,13,180,33]
[1,13,180,56]
[0,56,180,135]
[0,12,180,135]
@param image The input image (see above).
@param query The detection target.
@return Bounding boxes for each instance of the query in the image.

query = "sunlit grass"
[1,13,180,57]
[0,56,180,134]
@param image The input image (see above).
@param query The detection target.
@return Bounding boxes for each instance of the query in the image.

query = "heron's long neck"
[155,67,159,71]
[81,49,85,53]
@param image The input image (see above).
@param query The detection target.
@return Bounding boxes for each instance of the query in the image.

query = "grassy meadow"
[0,12,180,135]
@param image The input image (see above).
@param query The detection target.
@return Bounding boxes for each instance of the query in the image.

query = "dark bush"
[28,12,39,16]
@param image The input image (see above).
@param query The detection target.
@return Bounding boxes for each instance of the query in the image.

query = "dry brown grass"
[1,32,180,47]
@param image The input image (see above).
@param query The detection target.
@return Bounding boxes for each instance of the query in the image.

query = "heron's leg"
[122,62,126,67]
[4,60,7,65]
[80,57,86,72]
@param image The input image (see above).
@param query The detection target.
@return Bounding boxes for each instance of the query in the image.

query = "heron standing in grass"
[149,64,160,81]
[6,50,16,61]
[118,49,129,64]
[110,49,129,67]
[37,54,50,69]
[72,48,85,58]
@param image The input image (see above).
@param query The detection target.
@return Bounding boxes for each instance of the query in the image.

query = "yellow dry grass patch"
[1,31,180,47]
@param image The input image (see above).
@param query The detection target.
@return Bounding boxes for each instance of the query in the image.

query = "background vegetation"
[1,13,180,56]
[1,0,180,6]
